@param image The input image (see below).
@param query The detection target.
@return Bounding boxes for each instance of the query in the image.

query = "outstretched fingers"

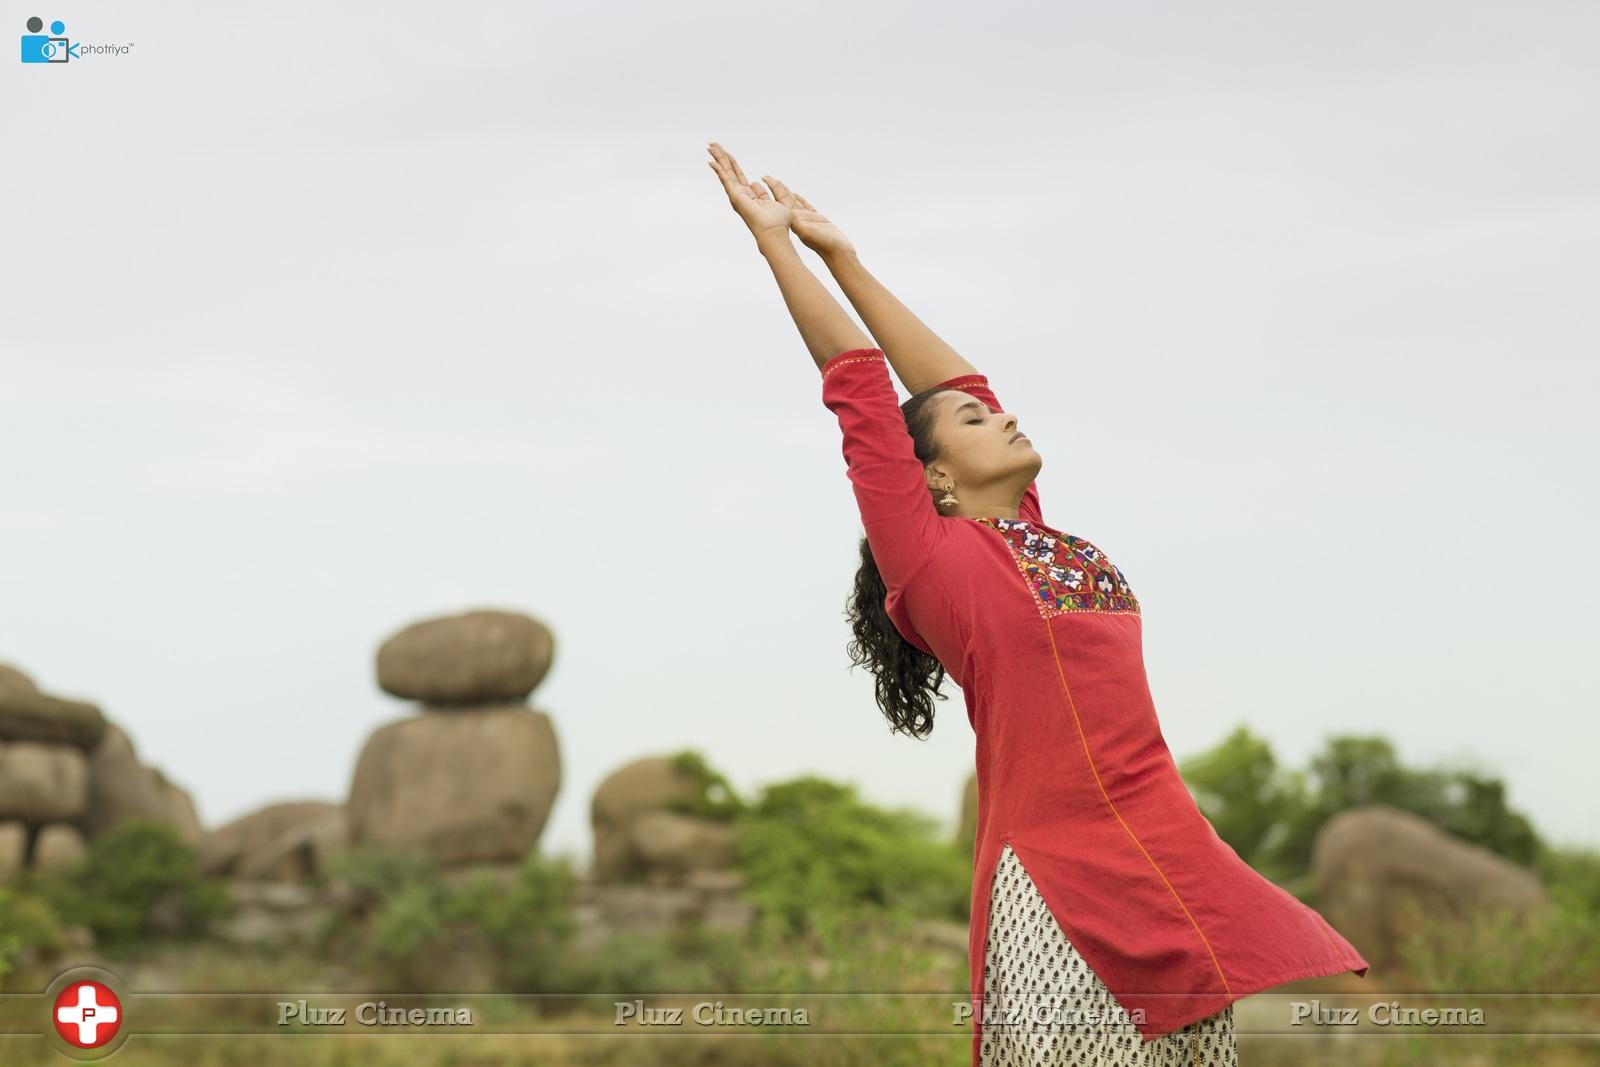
[763,174,798,207]
[707,142,752,188]
[766,176,820,216]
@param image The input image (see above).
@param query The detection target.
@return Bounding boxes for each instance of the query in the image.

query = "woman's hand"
[761,175,856,259]
[707,142,790,243]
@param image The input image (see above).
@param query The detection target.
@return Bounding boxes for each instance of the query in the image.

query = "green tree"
[1179,725,1290,863]
[1179,731,1547,884]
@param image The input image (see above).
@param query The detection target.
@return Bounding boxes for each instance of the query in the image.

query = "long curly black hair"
[843,384,954,740]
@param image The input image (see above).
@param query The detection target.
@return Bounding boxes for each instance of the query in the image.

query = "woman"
[706,142,1370,1067]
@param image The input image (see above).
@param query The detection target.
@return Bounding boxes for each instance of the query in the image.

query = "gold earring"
[937,481,958,507]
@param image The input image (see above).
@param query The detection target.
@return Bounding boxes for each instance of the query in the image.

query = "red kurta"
[819,347,1369,1061]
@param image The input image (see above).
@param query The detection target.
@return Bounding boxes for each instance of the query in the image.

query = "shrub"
[32,818,231,951]
[665,748,746,822]
[321,843,578,991]
[732,775,969,940]
[1396,894,1600,993]
[0,886,65,986]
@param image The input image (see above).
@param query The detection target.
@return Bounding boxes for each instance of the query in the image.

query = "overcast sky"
[4,2,1595,867]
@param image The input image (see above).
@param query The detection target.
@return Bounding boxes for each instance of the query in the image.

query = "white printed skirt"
[979,843,1238,1067]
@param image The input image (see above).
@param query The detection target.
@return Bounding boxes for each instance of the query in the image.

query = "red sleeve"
[820,347,950,594]
[927,371,1044,527]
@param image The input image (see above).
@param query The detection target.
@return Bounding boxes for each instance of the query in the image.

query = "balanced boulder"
[347,706,560,864]
[376,609,554,705]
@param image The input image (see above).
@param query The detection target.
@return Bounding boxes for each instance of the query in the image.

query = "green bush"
[1534,842,1600,915]
[732,775,969,940]
[0,886,65,985]
[1395,894,1600,993]
[1180,730,1546,885]
[320,843,578,991]
[32,818,231,951]
[442,853,578,991]
[664,748,746,822]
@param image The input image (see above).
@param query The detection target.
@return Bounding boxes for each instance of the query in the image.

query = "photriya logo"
[20,15,78,62]
[52,980,122,1049]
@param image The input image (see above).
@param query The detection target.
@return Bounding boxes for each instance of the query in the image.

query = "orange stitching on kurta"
[1043,619,1234,997]
[820,351,884,379]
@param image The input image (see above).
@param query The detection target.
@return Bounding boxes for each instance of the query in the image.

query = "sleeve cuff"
[819,347,885,379]
[930,372,989,393]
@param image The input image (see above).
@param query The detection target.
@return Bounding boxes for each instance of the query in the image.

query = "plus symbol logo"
[52,980,122,1048]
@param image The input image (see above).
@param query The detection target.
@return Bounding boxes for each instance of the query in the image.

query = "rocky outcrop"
[625,810,735,882]
[33,824,88,871]
[591,755,737,886]
[0,664,202,882]
[201,801,347,882]
[0,741,89,822]
[569,866,759,956]
[0,690,106,750]
[1311,804,1551,971]
[346,608,563,866]
[211,880,337,945]
[86,724,201,843]
[0,665,37,698]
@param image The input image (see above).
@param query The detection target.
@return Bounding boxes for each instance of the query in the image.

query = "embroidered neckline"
[968,515,1140,617]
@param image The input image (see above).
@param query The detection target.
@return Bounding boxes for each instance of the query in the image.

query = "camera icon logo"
[20,15,79,62]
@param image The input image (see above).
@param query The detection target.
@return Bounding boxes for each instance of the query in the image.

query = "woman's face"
[926,389,1042,500]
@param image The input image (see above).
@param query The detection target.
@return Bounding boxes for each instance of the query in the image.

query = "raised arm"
[706,142,870,371]
[759,174,976,393]
[708,142,948,589]
[819,346,950,592]
[760,175,1043,525]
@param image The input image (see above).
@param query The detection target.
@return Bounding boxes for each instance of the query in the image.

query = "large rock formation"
[0,664,201,880]
[0,691,105,749]
[346,609,562,866]
[1311,804,1551,971]
[86,724,202,843]
[0,741,89,822]
[591,755,736,886]
[200,800,348,882]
